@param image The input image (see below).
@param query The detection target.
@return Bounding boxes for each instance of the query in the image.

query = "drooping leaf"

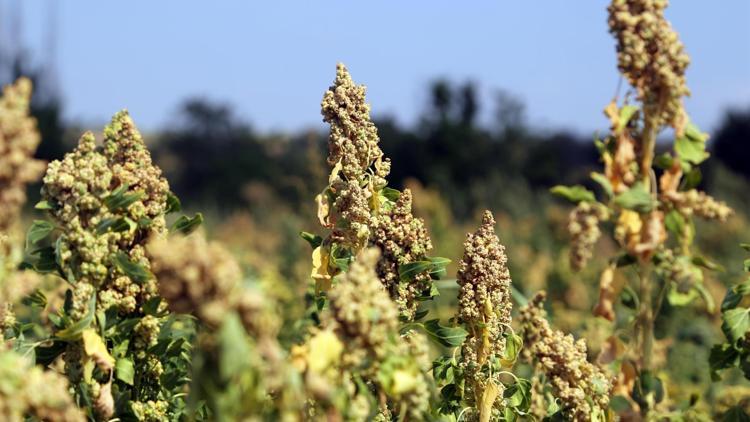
[722,282,750,312]
[82,328,115,371]
[550,185,595,204]
[423,319,468,348]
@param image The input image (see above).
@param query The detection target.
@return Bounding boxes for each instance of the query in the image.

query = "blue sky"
[8,1,750,134]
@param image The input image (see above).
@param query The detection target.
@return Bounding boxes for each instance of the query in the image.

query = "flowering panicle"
[370,189,434,319]
[568,202,609,272]
[0,78,45,241]
[520,292,611,421]
[313,63,439,321]
[39,111,175,418]
[455,211,513,418]
[608,0,690,130]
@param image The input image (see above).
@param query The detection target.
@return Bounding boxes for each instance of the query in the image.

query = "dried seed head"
[520,292,612,421]
[568,202,608,272]
[608,0,690,129]
[370,189,434,319]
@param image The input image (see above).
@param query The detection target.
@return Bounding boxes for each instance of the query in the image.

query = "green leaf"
[617,105,639,132]
[653,153,674,170]
[35,341,66,366]
[219,313,251,379]
[21,289,47,308]
[504,378,532,410]
[96,217,136,235]
[116,358,135,385]
[590,172,613,198]
[103,185,145,211]
[632,371,664,410]
[423,319,468,348]
[380,187,401,202]
[172,213,204,235]
[614,182,655,213]
[664,210,685,238]
[300,231,323,249]
[56,294,96,341]
[399,257,451,282]
[113,251,152,284]
[550,185,595,204]
[740,243,750,252]
[722,307,750,344]
[500,331,522,366]
[680,168,702,191]
[675,132,709,165]
[722,282,750,312]
[25,246,59,274]
[34,200,57,210]
[692,255,724,272]
[166,191,182,214]
[25,220,55,251]
[722,406,750,422]
[709,343,739,381]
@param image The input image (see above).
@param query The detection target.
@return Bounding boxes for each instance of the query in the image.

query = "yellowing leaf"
[315,192,330,227]
[82,328,115,372]
[479,381,500,422]
[391,369,419,395]
[311,246,332,292]
[307,330,343,374]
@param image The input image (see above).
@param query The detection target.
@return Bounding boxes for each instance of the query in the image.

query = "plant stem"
[637,264,654,371]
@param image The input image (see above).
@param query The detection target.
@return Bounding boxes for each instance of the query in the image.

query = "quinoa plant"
[23,111,199,421]
[553,0,733,417]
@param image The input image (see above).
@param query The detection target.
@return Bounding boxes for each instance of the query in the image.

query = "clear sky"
[8,1,750,135]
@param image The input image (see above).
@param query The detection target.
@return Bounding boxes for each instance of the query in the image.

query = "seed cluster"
[41,111,172,415]
[568,202,609,272]
[456,211,513,412]
[663,189,733,222]
[370,189,434,319]
[0,78,45,242]
[520,292,611,421]
[608,0,690,129]
[318,64,435,321]
[148,232,243,326]
[325,248,430,419]
[0,348,85,422]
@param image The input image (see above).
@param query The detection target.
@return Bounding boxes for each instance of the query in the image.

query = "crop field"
[1,0,749,421]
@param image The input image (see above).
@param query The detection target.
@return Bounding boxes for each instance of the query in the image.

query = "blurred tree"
[712,107,750,180]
